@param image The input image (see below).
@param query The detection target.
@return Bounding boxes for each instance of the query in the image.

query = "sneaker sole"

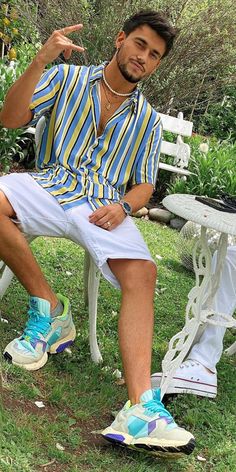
[3,351,49,371]
[101,428,196,457]
[3,325,76,371]
[49,324,76,354]
[151,375,217,398]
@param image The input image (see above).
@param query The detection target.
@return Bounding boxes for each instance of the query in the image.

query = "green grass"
[1,219,236,471]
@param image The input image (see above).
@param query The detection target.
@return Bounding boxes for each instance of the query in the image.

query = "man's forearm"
[124,183,154,213]
[0,57,46,129]
[0,24,84,130]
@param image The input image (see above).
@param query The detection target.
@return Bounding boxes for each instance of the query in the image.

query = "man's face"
[115,25,167,84]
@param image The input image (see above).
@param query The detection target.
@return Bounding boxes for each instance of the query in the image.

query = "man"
[0,10,195,456]
[152,245,236,398]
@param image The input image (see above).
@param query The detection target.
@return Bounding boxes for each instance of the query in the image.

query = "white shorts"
[0,173,155,289]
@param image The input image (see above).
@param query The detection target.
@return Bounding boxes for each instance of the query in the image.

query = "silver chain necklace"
[102,69,133,97]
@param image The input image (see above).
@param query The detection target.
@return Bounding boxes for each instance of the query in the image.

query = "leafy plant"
[0,40,40,172]
[0,126,25,172]
[0,1,22,60]
[0,61,21,171]
[0,1,39,61]
[168,138,236,197]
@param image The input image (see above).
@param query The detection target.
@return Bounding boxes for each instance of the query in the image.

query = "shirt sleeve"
[27,64,65,127]
[131,117,162,186]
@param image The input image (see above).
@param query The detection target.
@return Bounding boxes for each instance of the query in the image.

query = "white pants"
[0,173,154,289]
[189,245,236,372]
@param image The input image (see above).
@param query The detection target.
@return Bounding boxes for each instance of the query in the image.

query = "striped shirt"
[29,63,162,210]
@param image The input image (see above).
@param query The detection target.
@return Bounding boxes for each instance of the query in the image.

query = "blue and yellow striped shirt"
[29,63,162,210]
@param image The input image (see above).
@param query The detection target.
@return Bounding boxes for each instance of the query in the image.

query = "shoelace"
[22,308,51,341]
[143,399,173,420]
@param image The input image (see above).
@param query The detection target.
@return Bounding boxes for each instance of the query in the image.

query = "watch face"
[123,201,132,214]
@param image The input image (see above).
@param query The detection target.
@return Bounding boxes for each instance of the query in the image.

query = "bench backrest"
[158,112,193,176]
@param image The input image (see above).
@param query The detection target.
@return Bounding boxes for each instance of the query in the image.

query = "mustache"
[130,59,145,72]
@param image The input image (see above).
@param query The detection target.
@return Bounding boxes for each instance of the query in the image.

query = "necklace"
[101,80,123,111]
[102,69,133,97]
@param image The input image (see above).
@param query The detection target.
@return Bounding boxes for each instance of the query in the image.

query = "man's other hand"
[89,203,126,231]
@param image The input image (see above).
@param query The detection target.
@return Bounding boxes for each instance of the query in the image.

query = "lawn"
[0,219,235,472]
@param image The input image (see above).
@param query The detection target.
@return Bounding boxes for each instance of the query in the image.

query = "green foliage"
[0,125,24,172]
[0,1,20,60]
[0,1,40,59]
[199,86,236,142]
[168,137,236,197]
[0,40,40,172]
[0,61,22,171]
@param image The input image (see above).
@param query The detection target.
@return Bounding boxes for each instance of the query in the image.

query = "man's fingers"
[59,24,83,36]
[63,47,72,60]
[61,41,85,53]
[89,208,106,221]
[92,215,108,226]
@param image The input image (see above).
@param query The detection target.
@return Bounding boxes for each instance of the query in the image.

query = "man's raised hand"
[35,24,84,67]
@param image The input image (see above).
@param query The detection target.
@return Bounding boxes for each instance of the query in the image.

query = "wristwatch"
[118,200,133,216]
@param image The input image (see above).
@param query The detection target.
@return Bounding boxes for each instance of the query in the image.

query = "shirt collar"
[89,62,140,113]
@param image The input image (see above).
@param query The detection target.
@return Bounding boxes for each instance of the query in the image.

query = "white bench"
[0,111,193,365]
[158,112,193,176]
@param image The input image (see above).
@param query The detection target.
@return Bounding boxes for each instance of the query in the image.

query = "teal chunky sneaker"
[102,388,195,457]
[3,293,76,371]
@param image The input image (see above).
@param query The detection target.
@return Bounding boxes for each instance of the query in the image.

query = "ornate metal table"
[160,194,236,398]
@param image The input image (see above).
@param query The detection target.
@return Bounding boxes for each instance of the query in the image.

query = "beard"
[116,46,142,84]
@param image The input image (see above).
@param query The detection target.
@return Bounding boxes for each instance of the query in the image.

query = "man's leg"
[0,191,57,308]
[64,205,195,455]
[108,258,156,404]
[101,257,195,455]
[0,174,76,370]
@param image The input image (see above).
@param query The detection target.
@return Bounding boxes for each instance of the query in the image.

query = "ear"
[115,31,126,49]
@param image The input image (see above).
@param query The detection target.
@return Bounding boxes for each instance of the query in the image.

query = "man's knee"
[109,259,157,291]
[0,190,15,218]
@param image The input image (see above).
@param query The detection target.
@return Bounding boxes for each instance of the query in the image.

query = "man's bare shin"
[118,296,154,403]
[109,259,157,404]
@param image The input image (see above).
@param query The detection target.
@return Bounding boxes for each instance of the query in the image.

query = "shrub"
[0,41,40,172]
[168,138,236,198]
[199,87,236,142]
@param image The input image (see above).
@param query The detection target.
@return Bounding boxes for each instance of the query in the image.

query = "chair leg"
[0,264,15,299]
[225,341,236,356]
[86,251,102,363]
[83,251,90,307]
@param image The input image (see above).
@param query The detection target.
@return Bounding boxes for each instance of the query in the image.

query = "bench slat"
[158,162,192,176]
[161,141,180,157]
[159,113,193,137]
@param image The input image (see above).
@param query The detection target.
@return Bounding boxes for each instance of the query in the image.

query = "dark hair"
[123,10,176,58]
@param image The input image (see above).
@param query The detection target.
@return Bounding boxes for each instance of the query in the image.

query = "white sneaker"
[151,359,217,398]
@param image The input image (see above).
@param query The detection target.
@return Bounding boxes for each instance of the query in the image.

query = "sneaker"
[151,359,217,398]
[3,293,76,371]
[101,388,195,457]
